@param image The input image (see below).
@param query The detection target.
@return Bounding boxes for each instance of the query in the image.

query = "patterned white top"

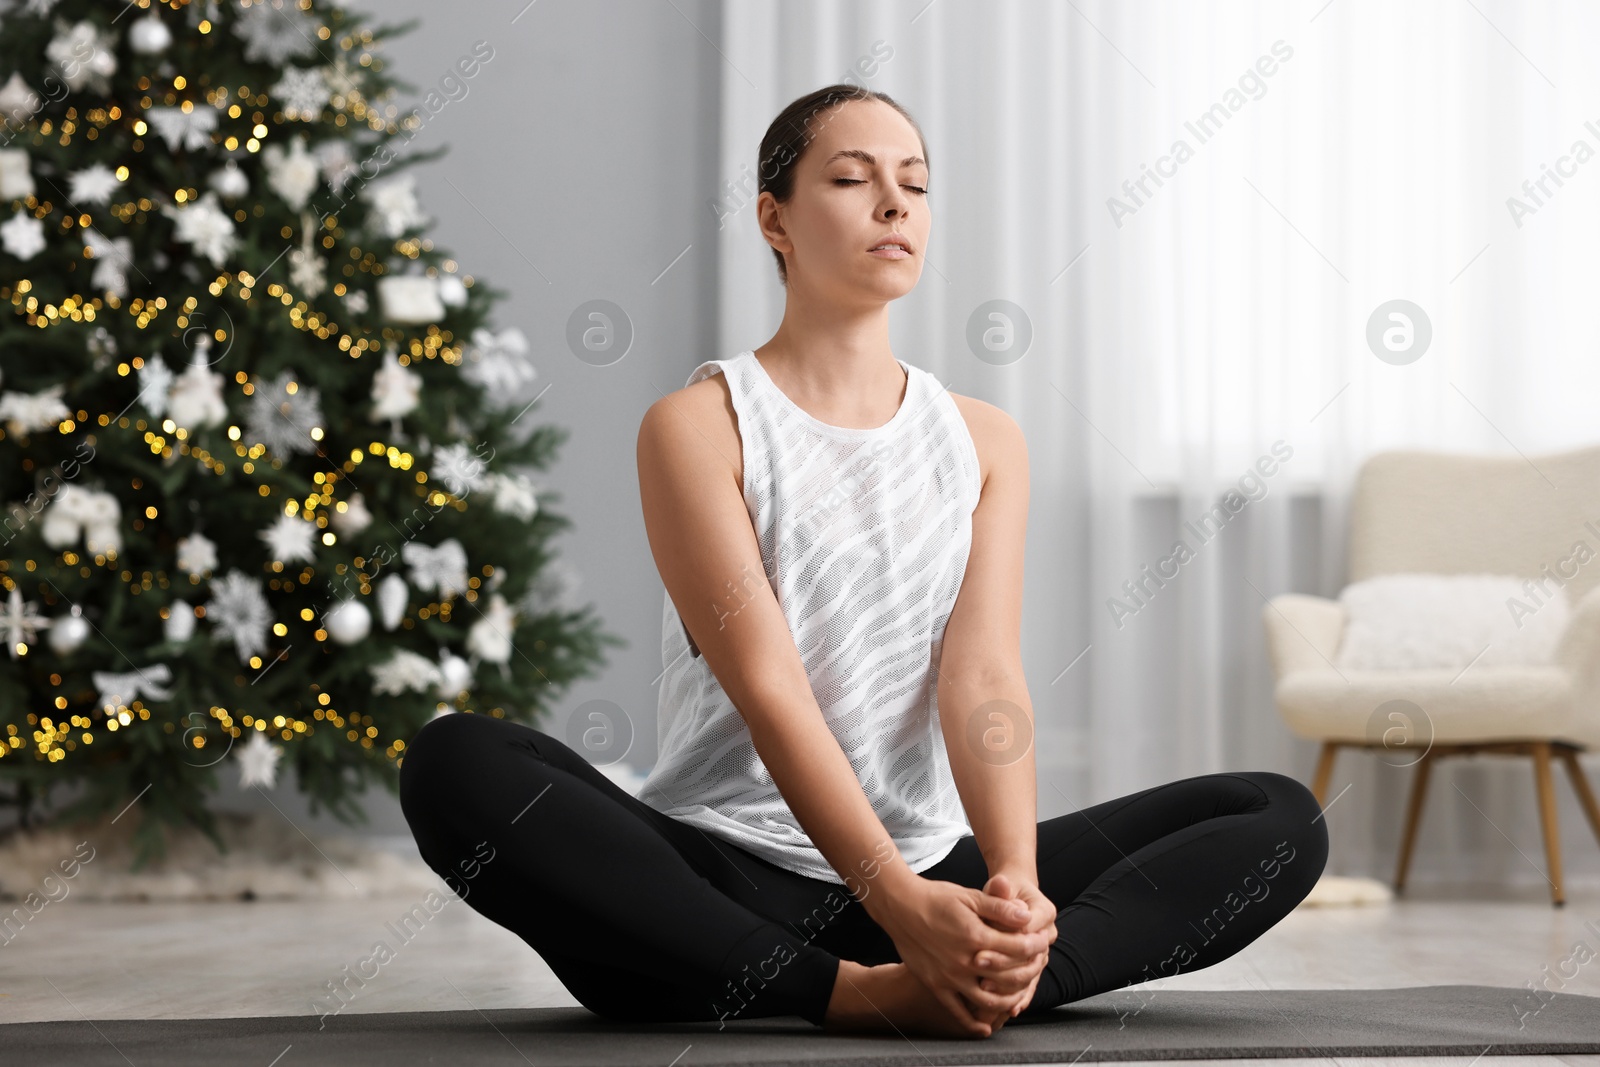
[638,350,982,883]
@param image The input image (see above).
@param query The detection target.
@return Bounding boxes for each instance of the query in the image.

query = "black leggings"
[398,712,1328,1028]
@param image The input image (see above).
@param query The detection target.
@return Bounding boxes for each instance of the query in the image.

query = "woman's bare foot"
[823,960,1006,1038]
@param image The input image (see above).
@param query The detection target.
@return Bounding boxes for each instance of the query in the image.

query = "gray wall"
[215,0,724,839]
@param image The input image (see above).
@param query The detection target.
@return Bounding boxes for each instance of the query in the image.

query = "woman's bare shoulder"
[637,370,743,488]
[948,392,1025,492]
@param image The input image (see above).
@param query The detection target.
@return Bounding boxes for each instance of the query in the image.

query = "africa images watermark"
[1107,40,1295,228]
[0,840,96,948]
[1109,837,1301,1028]
[1504,521,1600,629]
[1511,916,1600,1030]
[1505,117,1600,229]
[709,836,898,1028]
[310,837,496,1028]
[1107,440,1294,630]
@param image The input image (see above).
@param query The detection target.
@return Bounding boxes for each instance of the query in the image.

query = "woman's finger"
[932,985,993,1036]
[976,954,1046,995]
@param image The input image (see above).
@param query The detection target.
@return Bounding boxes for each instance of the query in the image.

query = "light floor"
[2,879,1598,1067]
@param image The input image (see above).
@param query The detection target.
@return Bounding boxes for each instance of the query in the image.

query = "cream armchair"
[1262,445,1600,906]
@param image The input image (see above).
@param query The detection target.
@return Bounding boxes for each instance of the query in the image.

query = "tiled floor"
[2,878,1597,1065]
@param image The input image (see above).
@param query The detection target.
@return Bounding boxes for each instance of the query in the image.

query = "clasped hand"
[880,871,1057,1036]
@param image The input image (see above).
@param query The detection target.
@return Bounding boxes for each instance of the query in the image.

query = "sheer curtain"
[713,0,1600,884]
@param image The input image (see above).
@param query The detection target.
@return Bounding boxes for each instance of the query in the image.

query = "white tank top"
[638,349,982,883]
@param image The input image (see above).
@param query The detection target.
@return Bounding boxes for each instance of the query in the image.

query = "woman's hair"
[757,84,928,285]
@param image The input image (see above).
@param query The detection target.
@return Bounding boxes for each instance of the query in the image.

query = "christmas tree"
[0,0,621,866]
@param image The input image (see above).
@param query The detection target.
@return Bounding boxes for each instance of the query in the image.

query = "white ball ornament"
[165,601,196,642]
[211,160,250,199]
[329,491,373,537]
[48,606,91,655]
[325,598,372,645]
[436,648,474,700]
[437,274,468,308]
[129,11,173,54]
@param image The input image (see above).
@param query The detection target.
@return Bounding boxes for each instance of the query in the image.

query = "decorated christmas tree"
[0,0,620,866]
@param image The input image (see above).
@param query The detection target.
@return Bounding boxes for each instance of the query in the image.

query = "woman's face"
[760,98,930,304]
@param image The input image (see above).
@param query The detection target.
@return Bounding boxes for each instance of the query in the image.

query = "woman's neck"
[754,305,905,427]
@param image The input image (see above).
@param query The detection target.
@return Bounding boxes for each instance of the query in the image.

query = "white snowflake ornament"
[245,370,324,457]
[0,587,52,657]
[176,532,219,578]
[47,21,117,92]
[0,211,44,261]
[234,0,318,65]
[259,513,317,565]
[163,192,236,267]
[236,730,284,790]
[0,75,40,128]
[366,176,427,238]
[68,164,119,205]
[463,327,537,397]
[136,355,175,417]
[430,442,489,497]
[273,66,329,121]
[206,569,273,664]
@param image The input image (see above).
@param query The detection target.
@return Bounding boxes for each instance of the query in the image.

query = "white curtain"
[714,0,1600,885]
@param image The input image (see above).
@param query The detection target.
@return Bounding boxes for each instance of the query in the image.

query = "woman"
[399,84,1328,1038]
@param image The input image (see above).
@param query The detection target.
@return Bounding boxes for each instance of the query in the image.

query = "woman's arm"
[637,388,923,906]
[637,386,1046,1028]
[937,401,1036,882]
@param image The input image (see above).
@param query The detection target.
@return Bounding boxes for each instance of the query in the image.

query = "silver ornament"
[324,598,371,645]
[48,606,91,655]
[129,11,173,54]
[435,648,474,700]
[165,601,196,642]
[376,573,408,631]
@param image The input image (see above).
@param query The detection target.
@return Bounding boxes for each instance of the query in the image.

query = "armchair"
[1262,446,1600,905]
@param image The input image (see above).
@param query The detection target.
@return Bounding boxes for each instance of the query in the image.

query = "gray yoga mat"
[3,984,1595,1066]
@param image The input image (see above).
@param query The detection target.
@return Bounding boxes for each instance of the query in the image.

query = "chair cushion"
[1274,665,1592,747]
[1335,573,1569,670]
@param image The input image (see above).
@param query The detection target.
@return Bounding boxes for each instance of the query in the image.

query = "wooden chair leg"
[1393,749,1434,895]
[1558,748,1600,849]
[1531,742,1566,907]
[1311,741,1340,807]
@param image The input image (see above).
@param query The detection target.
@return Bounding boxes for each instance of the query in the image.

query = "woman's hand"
[875,873,1054,1032]
[972,871,1058,1020]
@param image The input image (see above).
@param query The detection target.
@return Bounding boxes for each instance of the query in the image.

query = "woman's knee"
[1232,770,1329,892]
[399,712,530,816]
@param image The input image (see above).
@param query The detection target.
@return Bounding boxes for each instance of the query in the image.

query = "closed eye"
[834,178,928,194]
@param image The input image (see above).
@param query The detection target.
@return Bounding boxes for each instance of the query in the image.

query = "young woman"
[399,85,1328,1039]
